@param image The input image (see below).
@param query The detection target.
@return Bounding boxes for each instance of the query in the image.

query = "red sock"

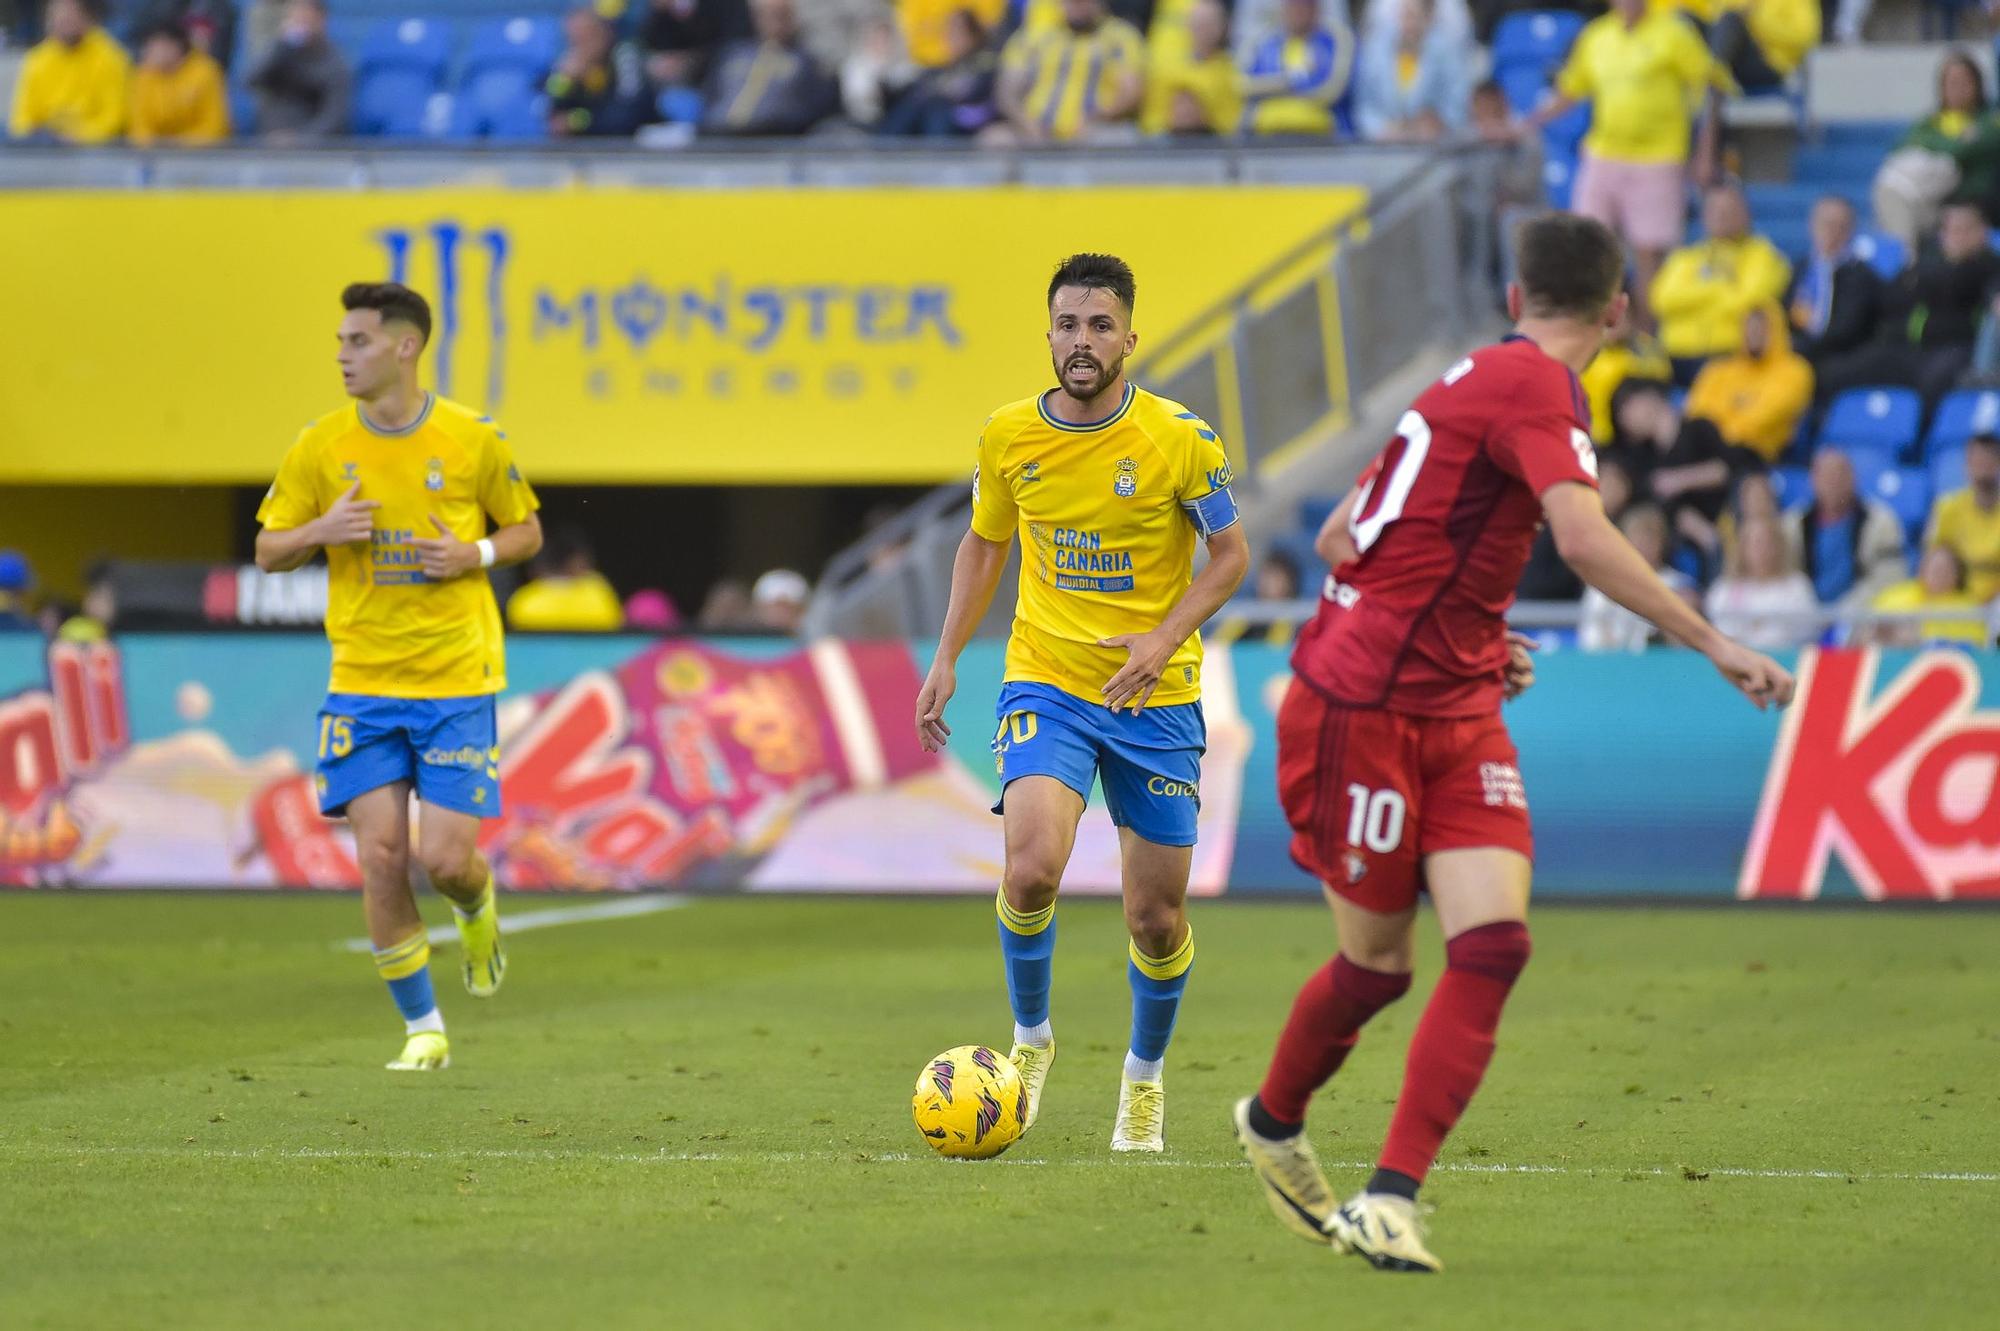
[1256,955,1412,1126]
[1377,921,1532,1185]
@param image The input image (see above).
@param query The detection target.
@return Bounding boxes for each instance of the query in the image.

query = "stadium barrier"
[2,633,1993,901]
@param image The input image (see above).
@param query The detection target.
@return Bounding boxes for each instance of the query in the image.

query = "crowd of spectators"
[4,0,1603,149]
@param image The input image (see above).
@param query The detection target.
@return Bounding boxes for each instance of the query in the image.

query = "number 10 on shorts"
[1346,784,1406,853]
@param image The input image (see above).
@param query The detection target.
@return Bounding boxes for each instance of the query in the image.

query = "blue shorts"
[990,681,1205,848]
[314,693,501,820]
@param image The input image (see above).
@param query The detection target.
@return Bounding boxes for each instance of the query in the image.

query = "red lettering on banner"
[486,675,652,842]
[0,693,61,817]
[251,775,361,888]
[1740,649,2000,900]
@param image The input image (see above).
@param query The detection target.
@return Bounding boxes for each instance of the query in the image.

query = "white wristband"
[476,538,496,569]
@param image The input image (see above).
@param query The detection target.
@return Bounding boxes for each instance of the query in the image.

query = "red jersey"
[1291,336,1598,718]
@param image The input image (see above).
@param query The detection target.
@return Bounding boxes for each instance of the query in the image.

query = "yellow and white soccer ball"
[912,1045,1027,1159]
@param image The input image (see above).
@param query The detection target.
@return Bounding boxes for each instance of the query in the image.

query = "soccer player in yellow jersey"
[255,283,543,1072]
[916,254,1250,1152]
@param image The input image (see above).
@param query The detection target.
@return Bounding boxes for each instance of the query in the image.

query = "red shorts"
[1275,679,1533,914]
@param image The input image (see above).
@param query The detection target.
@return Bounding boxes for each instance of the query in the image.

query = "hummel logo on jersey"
[1113,457,1139,497]
[1022,461,1041,483]
[341,462,358,482]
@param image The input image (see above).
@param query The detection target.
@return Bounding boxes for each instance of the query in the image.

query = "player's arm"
[1101,523,1250,713]
[919,425,1018,751]
[255,480,377,573]
[1542,482,1795,709]
[916,528,1013,752]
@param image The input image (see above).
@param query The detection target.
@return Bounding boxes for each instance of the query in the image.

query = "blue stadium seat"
[1491,11,1586,72]
[1820,387,1923,456]
[464,16,561,81]
[358,18,452,82]
[1666,384,1689,414]
[1931,443,1969,497]
[1924,388,2000,456]
[1770,464,1810,508]
[1851,230,1908,280]
[1496,63,1548,117]
[1869,467,1932,543]
[1297,495,1338,536]
[353,68,436,137]
[1269,529,1328,591]
[1542,152,1576,210]
[448,67,548,140]
[1839,444,1899,507]
[1542,100,1590,156]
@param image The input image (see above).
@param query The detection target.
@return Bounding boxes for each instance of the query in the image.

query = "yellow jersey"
[999,17,1146,141]
[1927,489,2000,603]
[971,383,1238,707]
[6,27,130,144]
[257,393,540,699]
[1555,11,1733,165]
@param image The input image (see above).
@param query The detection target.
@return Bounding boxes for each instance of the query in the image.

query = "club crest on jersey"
[1113,457,1139,498]
[1344,850,1368,884]
[425,457,445,493]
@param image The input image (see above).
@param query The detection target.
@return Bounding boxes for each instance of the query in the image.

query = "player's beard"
[1054,349,1122,408]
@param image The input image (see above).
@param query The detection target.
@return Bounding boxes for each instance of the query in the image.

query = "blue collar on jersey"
[1037,381,1136,433]
[358,392,435,438]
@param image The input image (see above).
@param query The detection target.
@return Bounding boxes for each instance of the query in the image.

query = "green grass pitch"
[2,893,1996,1329]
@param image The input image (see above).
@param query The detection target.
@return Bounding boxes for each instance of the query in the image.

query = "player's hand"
[915,662,956,752]
[312,481,379,546]
[413,514,479,581]
[1099,628,1175,713]
[1707,638,1796,711]
[1502,630,1538,701]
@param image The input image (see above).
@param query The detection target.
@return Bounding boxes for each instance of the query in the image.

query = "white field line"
[2,1142,1992,1184]
[338,895,691,953]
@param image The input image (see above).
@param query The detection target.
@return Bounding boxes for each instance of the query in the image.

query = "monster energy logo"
[374,223,512,409]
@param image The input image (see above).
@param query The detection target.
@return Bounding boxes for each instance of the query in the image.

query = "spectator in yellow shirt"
[506,528,626,633]
[1708,0,1819,95]
[129,23,231,146]
[991,0,1145,144]
[1146,0,1243,136]
[899,0,1009,69]
[8,0,130,145]
[1650,183,1792,373]
[1870,546,1991,647]
[1533,0,1733,323]
[1685,302,1814,462]
[1926,433,2000,603]
[1581,283,1673,444]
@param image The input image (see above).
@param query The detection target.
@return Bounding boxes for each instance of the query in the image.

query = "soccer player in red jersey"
[1231,213,1796,1272]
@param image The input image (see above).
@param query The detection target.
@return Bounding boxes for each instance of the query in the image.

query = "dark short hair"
[1514,212,1626,320]
[341,282,432,345]
[1971,432,2000,452]
[1472,77,1505,101]
[1047,253,1136,316]
[1610,377,1671,419]
[138,19,190,50]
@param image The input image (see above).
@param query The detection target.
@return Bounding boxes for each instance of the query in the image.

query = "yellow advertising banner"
[0,185,1363,483]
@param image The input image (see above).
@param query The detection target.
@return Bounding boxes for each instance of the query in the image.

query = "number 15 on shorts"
[1346,784,1406,853]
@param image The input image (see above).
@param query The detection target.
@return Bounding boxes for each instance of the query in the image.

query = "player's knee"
[416,840,475,888]
[355,835,408,891]
[1342,938,1416,976]
[1123,898,1183,957]
[1000,855,1062,913]
[1444,920,1531,983]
